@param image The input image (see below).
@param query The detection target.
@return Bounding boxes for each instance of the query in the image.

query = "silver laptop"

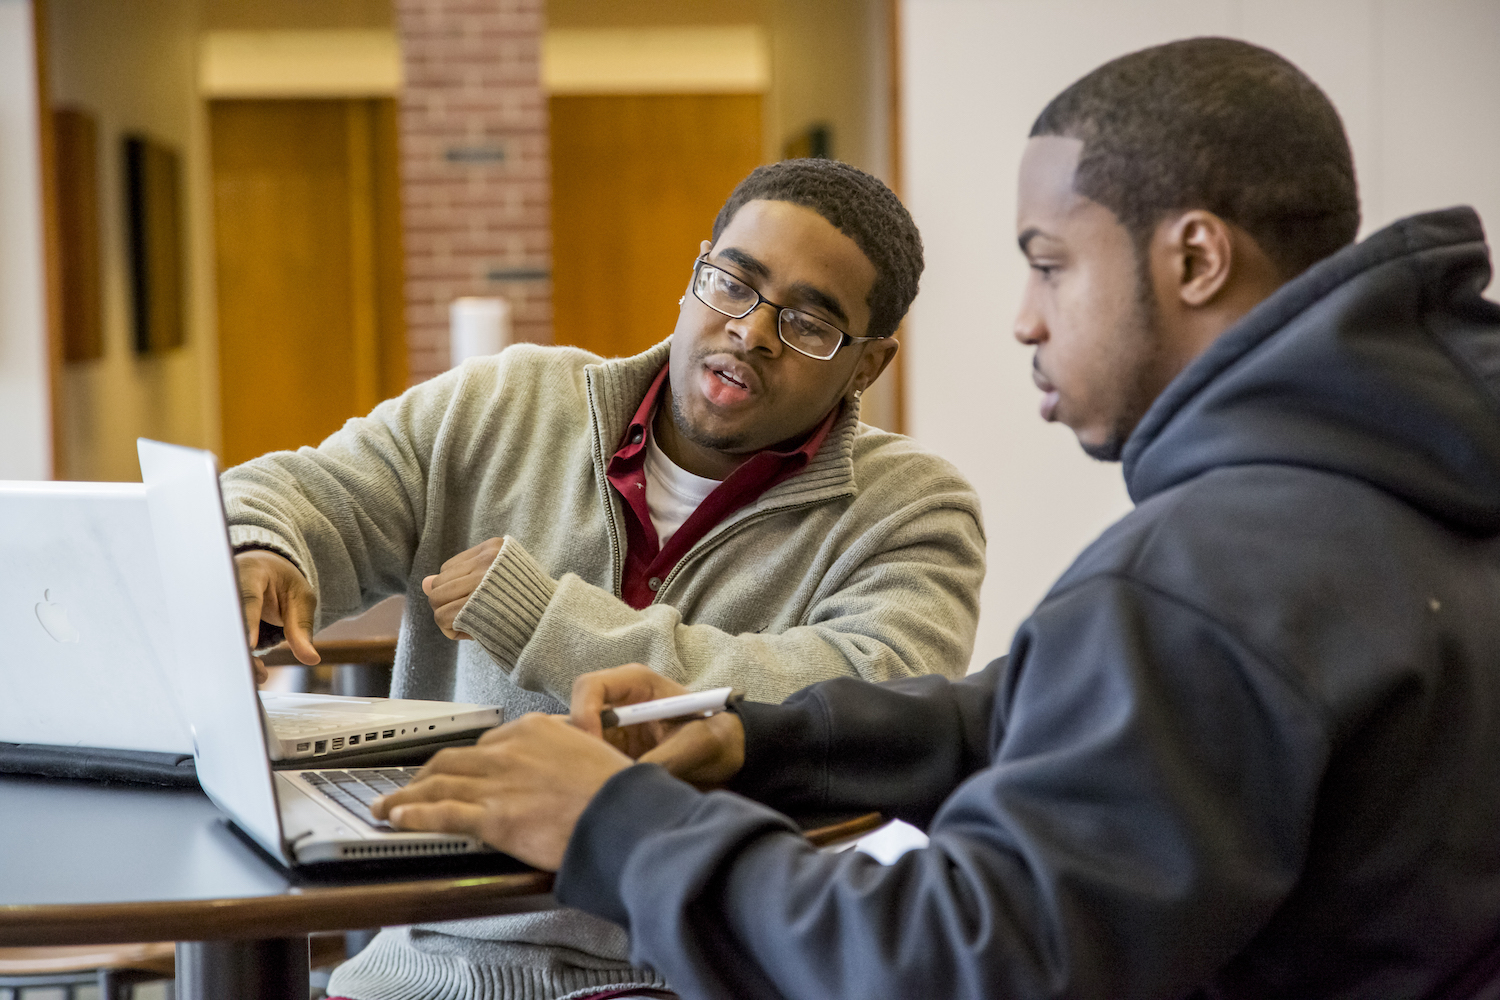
[0,479,501,763]
[0,480,193,754]
[139,437,497,864]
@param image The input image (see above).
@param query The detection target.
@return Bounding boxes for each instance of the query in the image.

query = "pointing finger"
[284,586,320,666]
[240,583,265,650]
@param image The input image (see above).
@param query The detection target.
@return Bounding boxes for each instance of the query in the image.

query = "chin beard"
[669,389,754,454]
[1081,435,1126,463]
[1081,403,1150,463]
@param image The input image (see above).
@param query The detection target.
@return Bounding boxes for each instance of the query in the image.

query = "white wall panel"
[0,0,52,480]
[1375,0,1500,238]
[902,0,1500,669]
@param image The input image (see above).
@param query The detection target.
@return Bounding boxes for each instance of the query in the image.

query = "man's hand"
[235,549,319,684]
[373,713,633,870]
[423,537,503,641]
[571,664,746,789]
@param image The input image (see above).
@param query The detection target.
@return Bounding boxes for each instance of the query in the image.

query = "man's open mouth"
[699,353,762,400]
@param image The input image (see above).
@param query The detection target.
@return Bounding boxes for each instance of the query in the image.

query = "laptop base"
[219,815,539,883]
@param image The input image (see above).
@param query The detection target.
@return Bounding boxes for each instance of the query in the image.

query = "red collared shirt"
[605,364,839,610]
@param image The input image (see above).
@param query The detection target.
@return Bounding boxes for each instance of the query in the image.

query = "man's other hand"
[373,713,633,870]
[423,537,503,641]
[235,549,319,684]
[571,664,746,789]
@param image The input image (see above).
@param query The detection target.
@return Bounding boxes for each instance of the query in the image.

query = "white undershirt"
[643,425,721,548]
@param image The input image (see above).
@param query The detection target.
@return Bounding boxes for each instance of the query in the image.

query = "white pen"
[599,686,741,729]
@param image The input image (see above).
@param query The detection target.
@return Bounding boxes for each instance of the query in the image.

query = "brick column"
[393,0,551,385]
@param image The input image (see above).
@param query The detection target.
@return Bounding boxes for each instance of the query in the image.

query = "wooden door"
[209,99,407,468]
[550,93,764,360]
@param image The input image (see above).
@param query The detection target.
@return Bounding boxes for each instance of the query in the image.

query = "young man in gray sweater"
[224,158,985,999]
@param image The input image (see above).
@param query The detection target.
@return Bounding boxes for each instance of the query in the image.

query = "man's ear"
[848,337,900,400]
[1164,210,1234,308]
[683,239,715,303]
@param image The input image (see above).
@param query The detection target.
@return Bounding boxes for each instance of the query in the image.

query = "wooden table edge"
[259,637,396,667]
[802,811,885,848]
[0,871,555,946]
[0,813,885,946]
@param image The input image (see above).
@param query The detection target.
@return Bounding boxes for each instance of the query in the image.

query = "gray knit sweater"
[220,340,986,999]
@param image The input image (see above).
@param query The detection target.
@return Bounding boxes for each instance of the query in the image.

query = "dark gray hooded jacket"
[556,208,1500,1000]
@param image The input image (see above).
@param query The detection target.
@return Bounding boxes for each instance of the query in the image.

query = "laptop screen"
[139,439,290,865]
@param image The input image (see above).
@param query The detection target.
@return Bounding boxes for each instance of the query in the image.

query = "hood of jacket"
[1122,206,1500,535]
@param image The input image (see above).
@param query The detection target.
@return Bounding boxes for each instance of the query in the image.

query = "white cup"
[449,297,512,368]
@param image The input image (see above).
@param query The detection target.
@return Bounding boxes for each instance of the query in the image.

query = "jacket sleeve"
[554,575,1331,1000]
[219,367,459,627]
[726,661,1001,827]
[449,497,985,704]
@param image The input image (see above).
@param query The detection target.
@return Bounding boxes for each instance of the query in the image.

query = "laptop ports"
[366,732,378,741]
[331,737,345,751]
[314,740,327,755]
[349,735,360,745]
[382,730,395,739]
[296,742,311,753]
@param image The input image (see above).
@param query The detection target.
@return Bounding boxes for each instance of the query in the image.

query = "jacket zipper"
[584,372,626,597]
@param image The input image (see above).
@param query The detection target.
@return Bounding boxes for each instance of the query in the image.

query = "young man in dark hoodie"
[373,38,1500,999]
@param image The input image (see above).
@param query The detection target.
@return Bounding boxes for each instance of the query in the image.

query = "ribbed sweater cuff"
[227,525,307,578]
[325,924,668,1000]
[454,535,559,669]
[555,764,704,928]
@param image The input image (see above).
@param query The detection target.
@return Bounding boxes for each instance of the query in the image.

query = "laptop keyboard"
[301,767,418,831]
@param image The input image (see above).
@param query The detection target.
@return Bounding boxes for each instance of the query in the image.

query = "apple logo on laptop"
[35,590,81,644]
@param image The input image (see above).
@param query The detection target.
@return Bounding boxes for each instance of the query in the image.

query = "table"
[260,596,404,697]
[0,774,880,999]
[0,775,553,999]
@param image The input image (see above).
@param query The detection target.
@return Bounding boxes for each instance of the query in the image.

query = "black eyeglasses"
[689,256,884,361]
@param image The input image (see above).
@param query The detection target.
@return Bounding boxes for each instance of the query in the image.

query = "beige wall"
[0,0,51,480]
[47,0,219,480]
[769,0,888,179]
[901,0,1500,668]
[767,0,897,429]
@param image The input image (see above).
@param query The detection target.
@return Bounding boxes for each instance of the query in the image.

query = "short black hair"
[1032,37,1360,279]
[711,159,923,340]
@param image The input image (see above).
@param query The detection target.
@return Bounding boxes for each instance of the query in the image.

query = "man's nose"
[1013,288,1047,346]
[726,303,783,355]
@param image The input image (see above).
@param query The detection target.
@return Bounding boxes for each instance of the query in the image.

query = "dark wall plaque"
[124,134,184,354]
[54,107,103,362]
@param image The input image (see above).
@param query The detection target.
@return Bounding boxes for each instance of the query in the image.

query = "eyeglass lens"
[693,262,844,360]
